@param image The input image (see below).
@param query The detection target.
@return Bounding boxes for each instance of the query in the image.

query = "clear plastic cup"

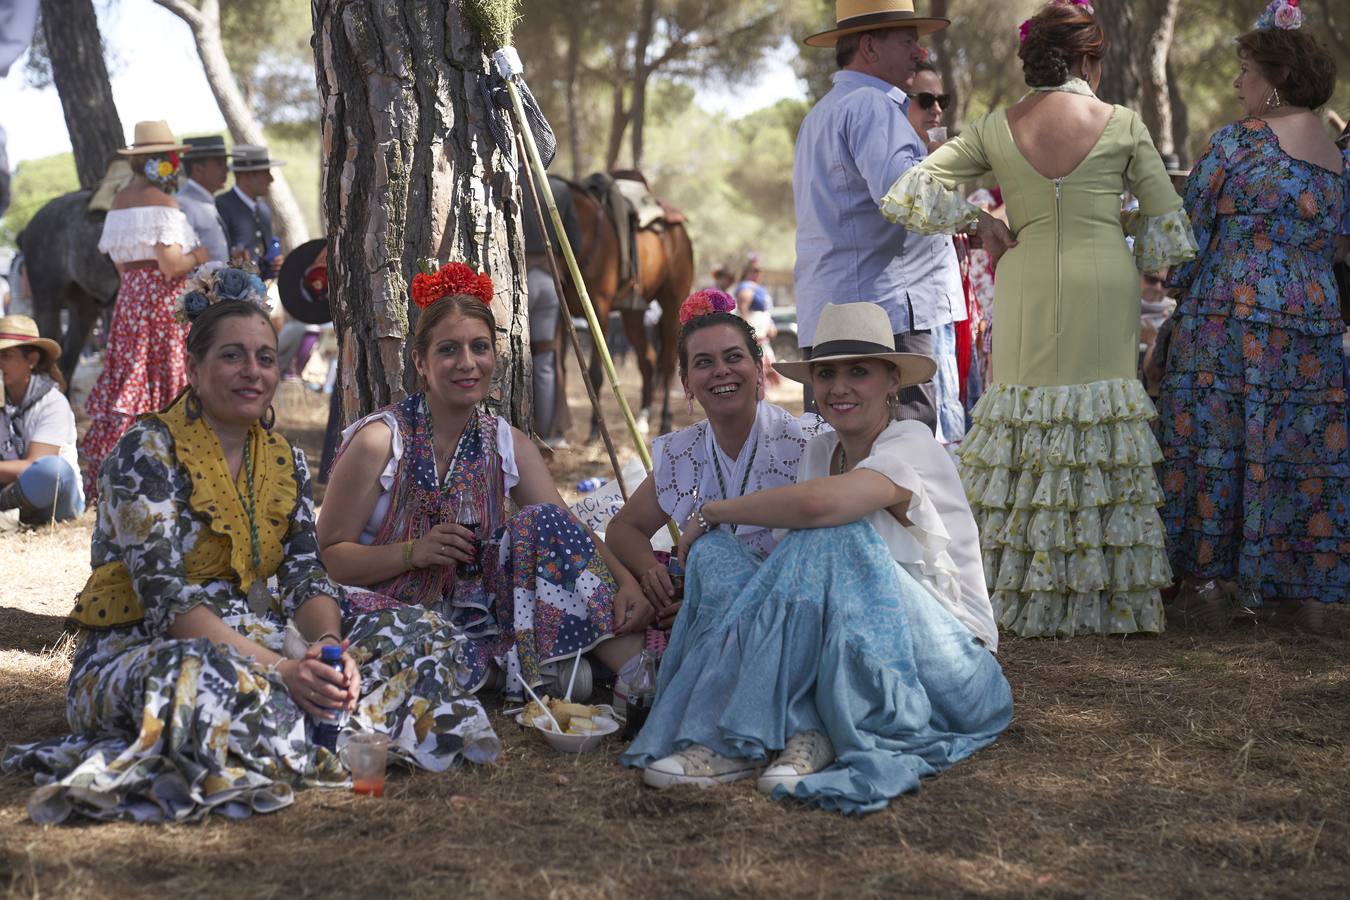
[340,733,391,797]
[927,127,948,143]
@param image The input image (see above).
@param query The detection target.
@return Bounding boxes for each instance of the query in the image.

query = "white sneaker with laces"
[642,744,763,790]
[757,730,834,795]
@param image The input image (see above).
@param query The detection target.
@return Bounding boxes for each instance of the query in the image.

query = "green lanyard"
[234,438,262,574]
[709,437,758,534]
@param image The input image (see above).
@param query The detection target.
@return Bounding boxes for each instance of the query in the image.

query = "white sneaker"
[642,744,763,790]
[757,730,834,795]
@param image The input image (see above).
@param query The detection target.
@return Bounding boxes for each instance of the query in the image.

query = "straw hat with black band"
[774,302,937,388]
[116,120,187,156]
[805,0,950,48]
[230,145,287,172]
[0,315,62,362]
[181,134,232,161]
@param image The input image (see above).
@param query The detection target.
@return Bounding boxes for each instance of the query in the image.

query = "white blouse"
[339,411,520,545]
[800,420,999,651]
[97,206,199,263]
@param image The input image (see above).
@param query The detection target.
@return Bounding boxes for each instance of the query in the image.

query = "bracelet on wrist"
[402,539,415,570]
[694,505,713,531]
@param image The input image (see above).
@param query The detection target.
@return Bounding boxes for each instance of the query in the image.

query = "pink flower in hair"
[1018,19,1032,43]
[678,289,736,326]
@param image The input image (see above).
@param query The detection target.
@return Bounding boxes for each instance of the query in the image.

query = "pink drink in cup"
[340,733,391,797]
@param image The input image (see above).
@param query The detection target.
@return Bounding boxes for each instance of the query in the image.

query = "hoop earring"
[260,404,276,430]
[185,389,203,421]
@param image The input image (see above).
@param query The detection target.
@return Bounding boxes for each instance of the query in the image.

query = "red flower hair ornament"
[678,289,737,326]
[411,262,495,310]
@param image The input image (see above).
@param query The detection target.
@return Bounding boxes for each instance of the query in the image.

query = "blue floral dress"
[1158,119,1350,604]
[3,401,500,823]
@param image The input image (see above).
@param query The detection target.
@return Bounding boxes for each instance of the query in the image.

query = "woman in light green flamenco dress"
[881,2,1197,637]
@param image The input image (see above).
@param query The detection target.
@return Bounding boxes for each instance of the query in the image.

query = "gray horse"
[17,190,119,383]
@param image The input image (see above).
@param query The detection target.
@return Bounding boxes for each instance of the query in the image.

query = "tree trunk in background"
[312,0,530,425]
[628,0,657,169]
[1138,0,1179,158]
[1097,2,1142,112]
[565,17,583,181]
[1167,56,1190,164]
[928,0,960,131]
[40,0,123,189]
[604,84,629,172]
[155,0,311,249]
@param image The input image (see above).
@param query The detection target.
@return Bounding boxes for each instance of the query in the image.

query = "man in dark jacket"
[216,144,285,277]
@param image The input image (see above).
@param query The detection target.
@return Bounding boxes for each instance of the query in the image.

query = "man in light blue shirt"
[178,136,232,264]
[794,8,965,434]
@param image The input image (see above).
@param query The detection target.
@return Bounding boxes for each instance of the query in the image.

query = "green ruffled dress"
[882,94,1197,637]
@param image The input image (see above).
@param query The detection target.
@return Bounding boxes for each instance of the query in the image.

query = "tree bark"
[604,83,629,172]
[40,0,123,190]
[312,0,531,426]
[154,0,311,249]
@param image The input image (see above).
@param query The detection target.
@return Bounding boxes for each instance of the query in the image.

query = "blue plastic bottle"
[576,477,605,493]
[312,644,350,752]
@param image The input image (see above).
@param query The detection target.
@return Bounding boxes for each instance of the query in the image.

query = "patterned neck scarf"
[368,393,505,607]
[0,373,56,460]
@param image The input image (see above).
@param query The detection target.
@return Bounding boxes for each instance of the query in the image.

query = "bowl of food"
[516,697,621,753]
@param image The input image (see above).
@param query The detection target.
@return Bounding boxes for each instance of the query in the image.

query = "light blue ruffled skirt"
[620,523,1013,815]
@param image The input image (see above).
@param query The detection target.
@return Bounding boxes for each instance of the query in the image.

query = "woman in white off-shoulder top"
[80,121,208,501]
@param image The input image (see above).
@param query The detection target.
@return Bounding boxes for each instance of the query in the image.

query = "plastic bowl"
[516,705,621,754]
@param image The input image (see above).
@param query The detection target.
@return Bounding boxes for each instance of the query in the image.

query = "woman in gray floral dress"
[2,275,500,824]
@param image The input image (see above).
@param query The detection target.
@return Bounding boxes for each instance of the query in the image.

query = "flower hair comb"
[678,289,736,326]
[411,261,495,310]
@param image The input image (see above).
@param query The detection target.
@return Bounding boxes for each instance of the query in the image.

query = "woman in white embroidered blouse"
[606,290,821,631]
[80,120,208,501]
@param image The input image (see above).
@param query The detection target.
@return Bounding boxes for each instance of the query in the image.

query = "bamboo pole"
[499,56,681,546]
[515,130,629,501]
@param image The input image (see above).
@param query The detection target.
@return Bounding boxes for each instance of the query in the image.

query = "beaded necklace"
[233,436,268,614]
[709,434,758,536]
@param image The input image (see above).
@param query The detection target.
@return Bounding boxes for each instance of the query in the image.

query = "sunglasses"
[908,92,950,111]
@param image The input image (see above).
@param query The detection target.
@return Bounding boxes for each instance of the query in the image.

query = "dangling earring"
[260,404,276,430]
[1268,87,1283,111]
[686,394,695,416]
[185,388,203,421]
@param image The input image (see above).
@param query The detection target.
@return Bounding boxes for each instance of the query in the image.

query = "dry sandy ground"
[2,364,1349,898]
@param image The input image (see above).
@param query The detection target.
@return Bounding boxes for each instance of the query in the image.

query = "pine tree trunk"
[312,0,531,426]
[40,0,123,190]
[1096,2,1142,111]
[153,0,311,248]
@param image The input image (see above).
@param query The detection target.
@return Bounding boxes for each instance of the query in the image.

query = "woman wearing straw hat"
[621,301,1009,815]
[79,120,209,502]
[0,314,84,524]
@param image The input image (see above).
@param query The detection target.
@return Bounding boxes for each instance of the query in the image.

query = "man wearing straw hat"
[178,135,233,264]
[793,1,965,439]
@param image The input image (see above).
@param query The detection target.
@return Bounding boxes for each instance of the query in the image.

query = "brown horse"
[559,179,694,438]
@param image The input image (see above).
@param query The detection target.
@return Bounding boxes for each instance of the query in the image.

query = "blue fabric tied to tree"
[621,523,1013,815]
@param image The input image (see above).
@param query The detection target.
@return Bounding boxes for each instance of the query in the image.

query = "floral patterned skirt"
[347,503,619,697]
[958,379,1171,638]
[79,268,191,502]
[1157,307,1350,603]
[1,605,500,824]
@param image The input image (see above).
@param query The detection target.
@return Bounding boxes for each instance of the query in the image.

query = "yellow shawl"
[69,394,297,629]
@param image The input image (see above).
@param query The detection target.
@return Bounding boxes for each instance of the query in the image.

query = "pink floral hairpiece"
[678,289,736,326]
[1254,0,1301,31]
[1019,0,1095,44]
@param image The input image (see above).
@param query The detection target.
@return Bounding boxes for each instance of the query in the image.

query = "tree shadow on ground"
[0,607,69,654]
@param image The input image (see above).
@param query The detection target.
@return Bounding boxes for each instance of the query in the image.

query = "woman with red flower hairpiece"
[318,263,649,700]
[80,120,210,502]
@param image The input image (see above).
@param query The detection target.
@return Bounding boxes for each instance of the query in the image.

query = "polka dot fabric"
[79,268,191,502]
